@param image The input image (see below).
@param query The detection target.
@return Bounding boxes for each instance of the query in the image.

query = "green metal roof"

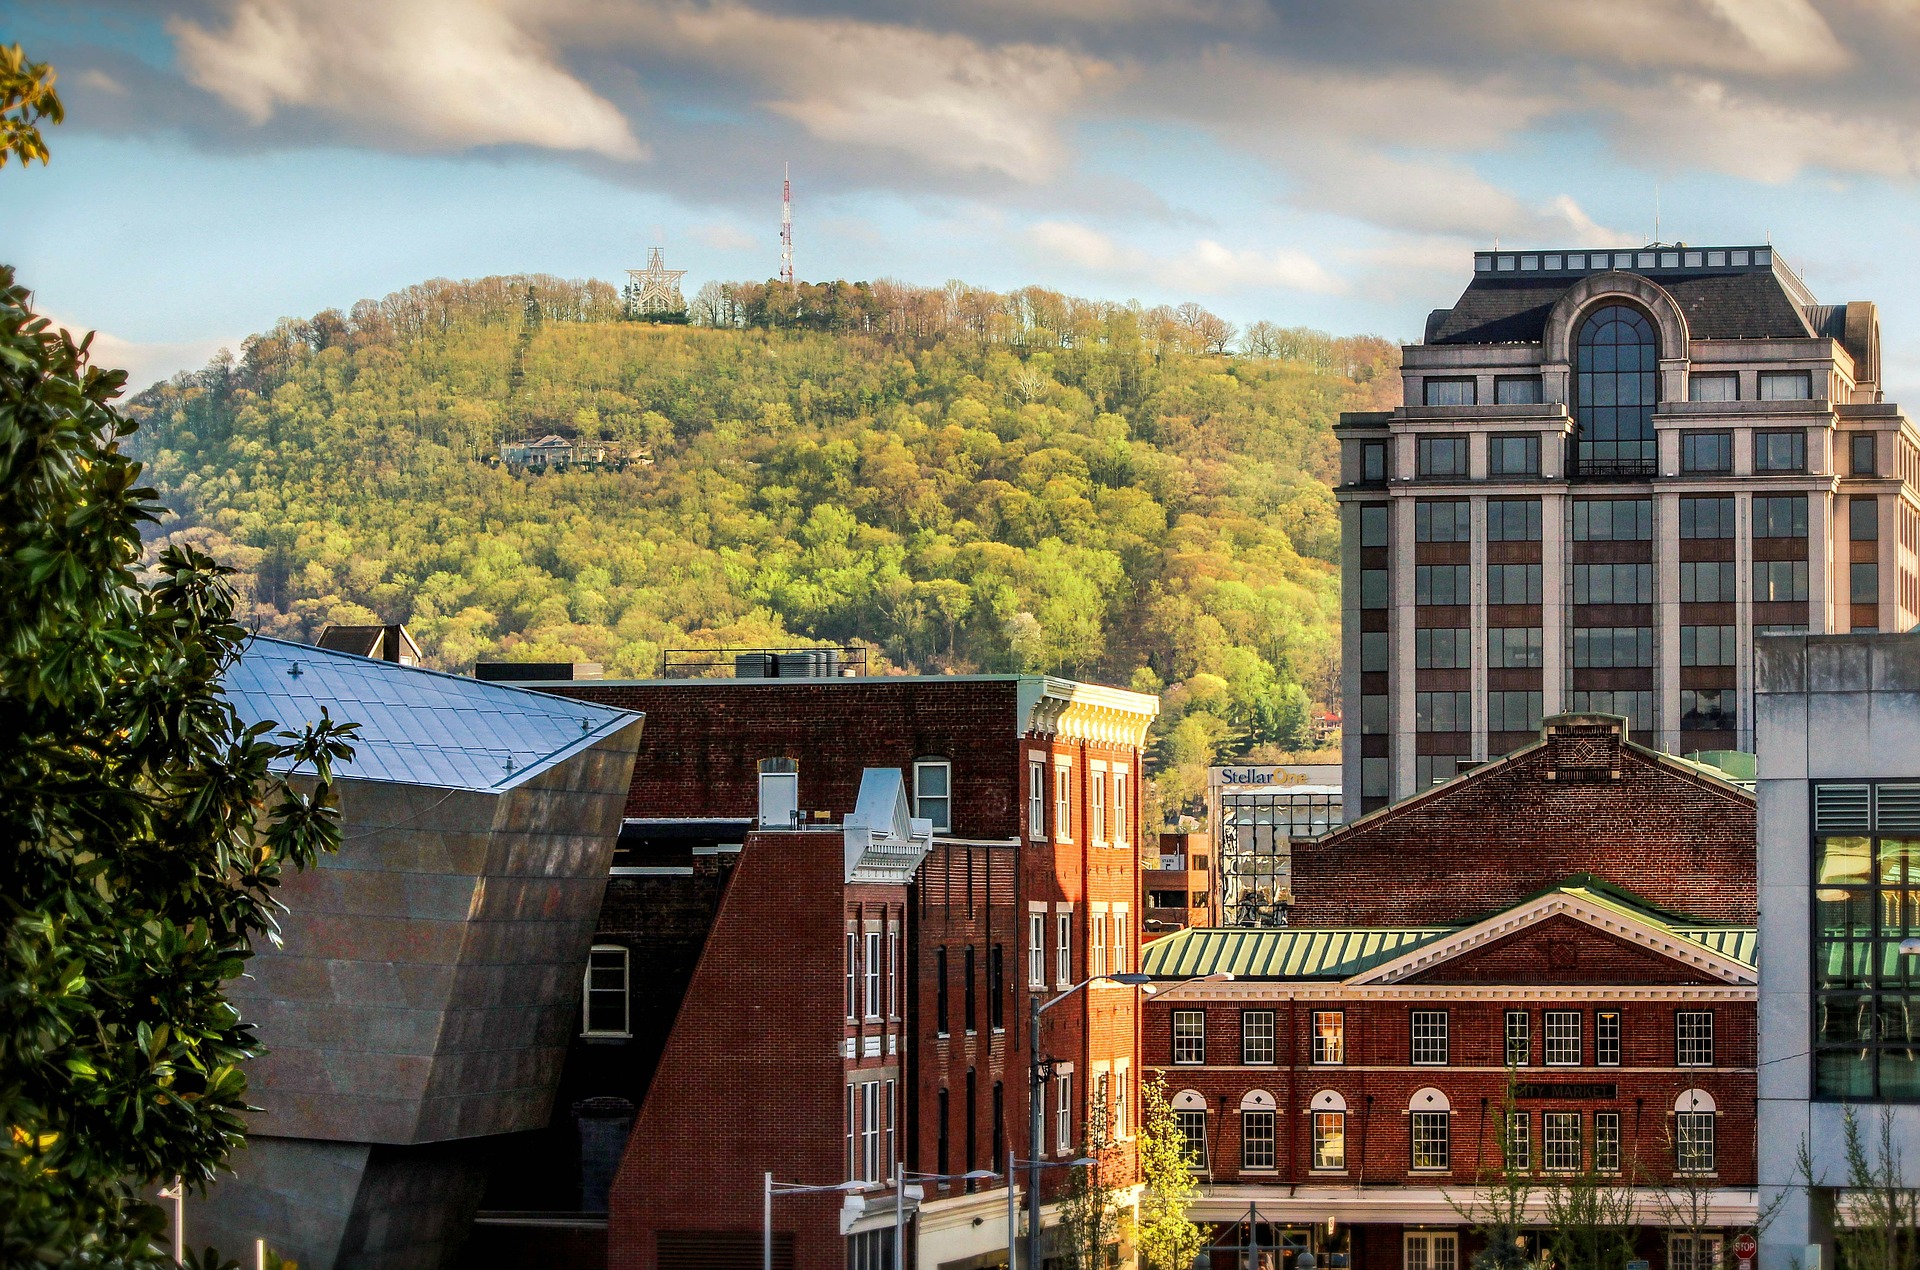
[1142,880,1757,981]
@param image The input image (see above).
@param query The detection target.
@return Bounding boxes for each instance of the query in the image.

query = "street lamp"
[894,1164,998,1270]
[1005,1153,1097,1261]
[763,1174,872,1270]
[1024,971,1232,1269]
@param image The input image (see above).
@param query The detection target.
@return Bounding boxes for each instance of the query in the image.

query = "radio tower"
[780,162,794,290]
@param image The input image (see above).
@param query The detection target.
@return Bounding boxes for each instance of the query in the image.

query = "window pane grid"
[1544,1112,1582,1172]
[1242,1011,1276,1065]
[1411,1111,1450,1171]
[1313,1111,1346,1170]
[1313,1011,1345,1065]
[1172,1010,1205,1065]
[1241,1110,1277,1170]
[1677,1012,1715,1066]
[1545,1011,1582,1066]
[1412,1011,1449,1065]
[1505,1011,1530,1066]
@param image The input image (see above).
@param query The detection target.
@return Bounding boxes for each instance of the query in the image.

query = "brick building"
[502,671,1158,1270]
[1142,714,1759,1270]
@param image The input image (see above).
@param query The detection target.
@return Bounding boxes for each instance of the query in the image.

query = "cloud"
[1025,221,1343,296]
[43,315,232,396]
[170,0,645,159]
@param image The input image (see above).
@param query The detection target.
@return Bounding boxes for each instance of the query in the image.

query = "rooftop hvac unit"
[775,650,842,678]
[734,653,777,679]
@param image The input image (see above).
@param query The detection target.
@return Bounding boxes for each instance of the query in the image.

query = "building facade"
[516,672,1157,1270]
[1205,764,1343,927]
[1338,244,1918,817]
[1753,632,1920,1270]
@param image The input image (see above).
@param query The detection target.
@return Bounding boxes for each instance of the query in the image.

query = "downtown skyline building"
[1337,244,1919,816]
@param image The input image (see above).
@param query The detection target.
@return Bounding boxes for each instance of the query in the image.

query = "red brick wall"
[1290,745,1755,925]
[608,829,906,1270]
[1399,916,1734,987]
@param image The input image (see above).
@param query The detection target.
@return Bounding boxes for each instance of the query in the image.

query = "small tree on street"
[1132,1076,1205,1270]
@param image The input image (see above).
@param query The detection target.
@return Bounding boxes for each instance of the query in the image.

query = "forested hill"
[126,273,1399,811]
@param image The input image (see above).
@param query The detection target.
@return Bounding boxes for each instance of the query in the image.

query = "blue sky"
[9,0,1920,398]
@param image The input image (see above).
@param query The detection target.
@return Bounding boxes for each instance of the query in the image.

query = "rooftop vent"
[659,645,867,679]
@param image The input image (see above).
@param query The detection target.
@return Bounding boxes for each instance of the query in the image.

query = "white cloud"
[170,0,645,159]
[1025,221,1343,295]
[43,316,232,396]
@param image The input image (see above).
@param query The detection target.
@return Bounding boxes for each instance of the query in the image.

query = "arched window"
[1576,304,1659,475]
[1310,1090,1347,1171]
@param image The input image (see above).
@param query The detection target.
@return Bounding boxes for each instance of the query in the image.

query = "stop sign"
[1733,1234,1758,1260]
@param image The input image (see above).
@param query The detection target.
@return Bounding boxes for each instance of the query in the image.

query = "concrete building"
[1205,764,1343,927]
[190,638,644,1270]
[1338,244,1918,818]
[491,669,1158,1270]
[1753,633,1920,1270]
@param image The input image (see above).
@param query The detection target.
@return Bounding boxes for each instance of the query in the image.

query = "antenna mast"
[780,162,794,290]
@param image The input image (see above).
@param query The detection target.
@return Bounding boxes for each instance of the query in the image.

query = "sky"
[9,0,1920,397]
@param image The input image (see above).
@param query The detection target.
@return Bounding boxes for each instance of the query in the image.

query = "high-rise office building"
[1338,245,1917,817]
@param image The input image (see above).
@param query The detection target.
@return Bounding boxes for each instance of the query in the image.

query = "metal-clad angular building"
[191,638,644,1270]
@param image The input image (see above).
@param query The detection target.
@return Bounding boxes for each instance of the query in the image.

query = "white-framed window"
[1028,913,1046,986]
[864,930,882,1019]
[1113,771,1129,846]
[1411,1110,1450,1171]
[1093,1070,1111,1147]
[1172,1010,1206,1064]
[1091,911,1107,978]
[1596,1010,1621,1066]
[1056,911,1072,985]
[1242,1011,1276,1065]
[1544,1111,1582,1172]
[1506,1111,1530,1171]
[1545,1011,1582,1066]
[846,1084,858,1180]
[1405,1232,1458,1270]
[1677,1011,1714,1066]
[1177,1108,1209,1169]
[1113,1060,1129,1139]
[1313,1011,1344,1065]
[885,1079,896,1178]
[1312,1110,1346,1170]
[888,929,899,1018]
[913,759,952,833]
[1671,1236,1723,1270]
[1054,765,1072,841]
[1505,1010,1530,1066]
[1676,1113,1717,1174]
[1090,769,1107,844]
[582,944,630,1037]
[1028,758,1046,839]
[1595,1111,1622,1173]
[1411,1010,1449,1065]
[845,930,859,1020]
[1056,1071,1072,1153]
[861,1080,881,1183]
[1111,908,1128,975]
[1241,1110,1276,1170]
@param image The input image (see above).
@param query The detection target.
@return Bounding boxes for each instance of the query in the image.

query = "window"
[1505,1011,1531,1066]
[1754,494,1809,538]
[1572,499,1653,540]
[1681,689,1735,731]
[988,945,1005,1030]
[1505,1111,1531,1171]
[1411,1110,1450,1171]
[1417,755,1462,789]
[1680,561,1736,603]
[1596,1012,1621,1066]
[1423,378,1475,407]
[1242,1011,1276,1065]
[1361,695,1388,734]
[1853,433,1878,476]
[1569,691,1654,734]
[1813,781,1920,1098]
[1411,1011,1449,1065]
[1571,628,1654,669]
[1754,429,1806,472]
[1545,1011,1582,1065]
[1676,1110,1717,1174]
[1415,692,1471,732]
[889,930,899,1018]
[1057,912,1071,985]
[1754,559,1811,603]
[887,1080,897,1179]
[1572,562,1653,604]
[1112,1066,1128,1140]
[1487,498,1543,541]
[1056,1073,1071,1153]
[1090,771,1107,844]
[847,1231,891,1270]
[847,931,860,1019]
[1671,1236,1723,1270]
[1313,1011,1345,1064]
[1359,504,1390,549]
[1416,564,1470,605]
[1028,759,1045,839]
[861,1081,881,1182]
[1405,1232,1458,1270]
[935,946,949,1034]
[1415,499,1470,542]
[1029,914,1045,986]
[1113,773,1128,846]
[937,1088,949,1175]
[1853,497,1880,541]
[848,1085,859,1180]
[1681,626,1736,667]
[1575,305,1658,471]
[1489,628,1543,669]
[913,760,951,832]
[1487,563,1543,604]
[1053,767,1071,840]
[1495,375,1543,405]
[1313,1111,1346,1169]
[1415,628,1471,669]
[963,946,977,1032]
[1092,913,1106,978]
[1241,1110,1277,1170]
[1489,434,1540,476]
[1177,1108,1208,1169]
[864,931,882,1018]
[1489,692,1542,733]
[1688,373,1738,403]
[1595,1111,1622,1172]
[1418,436,1468,477]
[1544,1111,1582,1172]
[583,945,630,1037]
[1679,495,1735,538]
[1110,912,1127,975]
[1679,431,1733,473]
[1676,1012,1714,1065]
[1361,443,1388,484]
[1759,370,1812,401]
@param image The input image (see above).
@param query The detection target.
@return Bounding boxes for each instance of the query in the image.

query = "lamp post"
[763,1174,872,1270]
[893,1164,998,1270]
[1006,1153,1097,1263]
[157,1177,184,1266]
